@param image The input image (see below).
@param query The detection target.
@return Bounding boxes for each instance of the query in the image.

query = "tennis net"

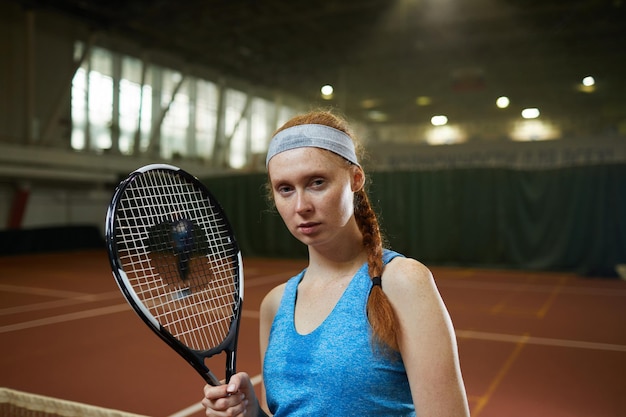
[0,388,150,417]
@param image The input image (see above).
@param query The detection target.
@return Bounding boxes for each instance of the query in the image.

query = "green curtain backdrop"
[201,163,626,277]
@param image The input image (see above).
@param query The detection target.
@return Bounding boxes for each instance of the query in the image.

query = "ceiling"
[13,0,626,127]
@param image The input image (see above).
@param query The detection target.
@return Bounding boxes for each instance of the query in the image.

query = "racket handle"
[205,371,222,386]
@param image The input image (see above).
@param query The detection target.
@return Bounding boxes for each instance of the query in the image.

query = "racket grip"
[205,372,222,386]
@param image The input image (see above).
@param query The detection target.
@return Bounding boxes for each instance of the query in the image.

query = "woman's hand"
[201,372,259,417]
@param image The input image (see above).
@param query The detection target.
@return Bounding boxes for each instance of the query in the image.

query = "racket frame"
[105,164,244,386]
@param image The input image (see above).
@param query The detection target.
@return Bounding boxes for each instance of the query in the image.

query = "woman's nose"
[295,191,313,214]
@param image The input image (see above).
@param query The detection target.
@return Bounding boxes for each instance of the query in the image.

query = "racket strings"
[115,170,240,351]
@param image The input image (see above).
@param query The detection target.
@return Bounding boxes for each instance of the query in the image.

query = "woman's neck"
[306,234,368,281]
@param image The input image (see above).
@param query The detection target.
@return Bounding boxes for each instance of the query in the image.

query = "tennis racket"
[105,163,243,386]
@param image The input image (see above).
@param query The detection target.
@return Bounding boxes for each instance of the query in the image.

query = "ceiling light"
[521,108,540,119]
[496,96,510,109]
[578,76,597,93]
[431,115,448,126]
[320,84,334,99]
[582,76,595,87]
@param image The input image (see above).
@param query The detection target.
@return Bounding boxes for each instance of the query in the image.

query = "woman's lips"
[298,222,320,235]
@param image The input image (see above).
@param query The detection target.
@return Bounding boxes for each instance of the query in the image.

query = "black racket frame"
[105,164,243,386]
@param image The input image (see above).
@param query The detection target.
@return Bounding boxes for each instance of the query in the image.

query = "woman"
[202,111,470,416]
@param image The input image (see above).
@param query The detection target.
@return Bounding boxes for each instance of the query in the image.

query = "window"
[160,69,189,159]
[196,80,218,160]
[71,43,304,168]
[119,56,152,154]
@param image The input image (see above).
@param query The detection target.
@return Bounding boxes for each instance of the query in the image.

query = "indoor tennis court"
[2,1,626,416]
[1,249,625,417]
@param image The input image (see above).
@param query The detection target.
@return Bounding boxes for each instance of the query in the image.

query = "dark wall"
[201,164,626,277]
[0,225,105,255]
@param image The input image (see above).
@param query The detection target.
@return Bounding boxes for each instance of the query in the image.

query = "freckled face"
[268,147,362,247]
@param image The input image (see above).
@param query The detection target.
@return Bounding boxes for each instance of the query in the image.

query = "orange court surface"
[1,249,625,417]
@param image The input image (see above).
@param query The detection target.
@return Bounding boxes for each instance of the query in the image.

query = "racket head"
[105,164,243,385]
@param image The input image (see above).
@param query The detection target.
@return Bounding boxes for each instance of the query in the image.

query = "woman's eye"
[277,185,293,194]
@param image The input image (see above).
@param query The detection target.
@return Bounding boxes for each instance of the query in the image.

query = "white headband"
[265,124,360,168]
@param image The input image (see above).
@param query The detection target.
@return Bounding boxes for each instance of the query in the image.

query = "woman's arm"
[383,258,470,416]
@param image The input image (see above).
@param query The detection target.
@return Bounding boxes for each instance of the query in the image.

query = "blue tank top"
[263,249,416,416]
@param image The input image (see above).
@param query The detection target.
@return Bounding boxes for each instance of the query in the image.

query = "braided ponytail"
[354,189,400,351]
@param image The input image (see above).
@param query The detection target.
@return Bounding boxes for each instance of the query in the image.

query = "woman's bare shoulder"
[381,257,446,318]
[260,283,287,319]
[383,257,433,291]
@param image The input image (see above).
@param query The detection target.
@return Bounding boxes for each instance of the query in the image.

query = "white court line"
[167,374,264,417]
[0,303,131,333]
[438,280,626,297]
[1,304,261,333]
[0,291,121,315]
[455,329,626,352]
[0,283,94,299]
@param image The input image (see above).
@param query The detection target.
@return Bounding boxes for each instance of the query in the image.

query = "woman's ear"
[351,166,365,192]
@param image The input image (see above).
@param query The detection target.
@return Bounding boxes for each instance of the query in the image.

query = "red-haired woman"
[201,111,470,417]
